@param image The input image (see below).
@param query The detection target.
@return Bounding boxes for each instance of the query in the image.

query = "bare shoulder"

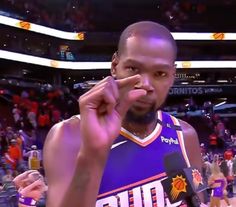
[44,115,81,151]
[43,115,82,177]
[43,116,82,206]
[177,118,202,168]
[178,118,198,139]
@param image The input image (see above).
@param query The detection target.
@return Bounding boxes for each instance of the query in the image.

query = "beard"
[125,105,157,125]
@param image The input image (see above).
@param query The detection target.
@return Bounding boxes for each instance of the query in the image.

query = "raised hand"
[13,170,47,201]
[79,75,146,154]
[19,178,47,201]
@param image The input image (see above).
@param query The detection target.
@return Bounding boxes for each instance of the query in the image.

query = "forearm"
[58,150,108,207]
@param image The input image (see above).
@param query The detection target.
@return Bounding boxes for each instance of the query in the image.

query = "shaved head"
[118,21,177,60]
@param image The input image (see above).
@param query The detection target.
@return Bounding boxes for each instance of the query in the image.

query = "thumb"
[116,89,147,118]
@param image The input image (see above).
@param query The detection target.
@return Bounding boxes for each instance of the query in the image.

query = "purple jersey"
[96,111,190,207]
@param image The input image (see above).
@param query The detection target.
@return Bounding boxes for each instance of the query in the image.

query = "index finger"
[116,75,141,90]
[13,170,38,183]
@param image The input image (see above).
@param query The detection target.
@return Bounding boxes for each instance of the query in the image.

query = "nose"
[135,74,154,92]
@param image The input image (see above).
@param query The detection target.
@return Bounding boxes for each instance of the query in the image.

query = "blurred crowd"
[2,0,235,32]
[0,86,236,206]
[0,85,78,175]
[0,86,79,206]
[202,152,236,205]
[1,0,94,31]
[160,0,207,31]
[165,98,236,150]
[160,0,236,32]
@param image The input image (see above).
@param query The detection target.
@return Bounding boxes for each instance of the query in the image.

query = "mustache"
[125,105,156,125]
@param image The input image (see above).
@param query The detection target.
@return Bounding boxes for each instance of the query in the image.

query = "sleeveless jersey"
[96,110,190,207]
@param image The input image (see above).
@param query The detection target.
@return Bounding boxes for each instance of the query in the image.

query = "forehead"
[121,36,175,65]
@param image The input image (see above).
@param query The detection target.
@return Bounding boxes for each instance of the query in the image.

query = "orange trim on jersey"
[97,172,166,199]
[120,111,163,147]
[170,116,191,167]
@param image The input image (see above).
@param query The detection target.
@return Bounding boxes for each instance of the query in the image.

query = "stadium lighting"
[1,15,236,41]
[0,15,84,40]
[1,50,236,70]
[214,101,226,108]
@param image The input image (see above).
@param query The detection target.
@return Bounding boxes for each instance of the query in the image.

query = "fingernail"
[134,81,142,88]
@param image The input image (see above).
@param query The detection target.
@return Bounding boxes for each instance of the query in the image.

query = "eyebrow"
[124,59,174,70]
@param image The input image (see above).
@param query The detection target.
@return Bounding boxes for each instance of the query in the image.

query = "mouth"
[133,99,153,108]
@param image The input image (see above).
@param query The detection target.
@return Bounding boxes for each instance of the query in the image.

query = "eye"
[154,71,167,78]
[126,66,139,74]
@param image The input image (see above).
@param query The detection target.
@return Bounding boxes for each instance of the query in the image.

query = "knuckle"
[106,76,114,82]
[78,95,83,103]
[101,87,110,96]
[106,76,116,86]
[103,82,109,88]
[78,95,86,107]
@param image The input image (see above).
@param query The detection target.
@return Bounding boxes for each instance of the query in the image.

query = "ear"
[111,51,119,78]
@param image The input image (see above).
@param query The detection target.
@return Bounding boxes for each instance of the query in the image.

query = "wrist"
[18,193,37,206]
[78,146,109,166]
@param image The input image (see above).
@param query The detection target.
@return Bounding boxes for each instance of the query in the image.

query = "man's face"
[112,36,176,122]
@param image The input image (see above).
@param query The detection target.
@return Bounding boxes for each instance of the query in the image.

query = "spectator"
[203,156,212,181]
[208,155,231,207]
[14,132,24,153]
[27,110,37,129]
[224,149,233,161]
[12,104,21,127]
[232,155,236,194]
[38,110,50,128]
[209,131,218,153]
[226,155,234,197]
[19,129,35,150]
[230,133,236,145]
[2,169,14,183]
[220,157,229,178]
[24,145,41,170]
[5,126,14,145]
[5,139,22,170]
[51,106,61,124]
[233,155,236,173]
[0,134,8,155]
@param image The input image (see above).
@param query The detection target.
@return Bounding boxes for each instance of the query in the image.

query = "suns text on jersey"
[96,180,181,207]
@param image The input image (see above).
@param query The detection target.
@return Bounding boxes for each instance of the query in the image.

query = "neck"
[122,119,157,139]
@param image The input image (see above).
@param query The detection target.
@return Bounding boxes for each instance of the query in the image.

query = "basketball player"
[43,21,206,207]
